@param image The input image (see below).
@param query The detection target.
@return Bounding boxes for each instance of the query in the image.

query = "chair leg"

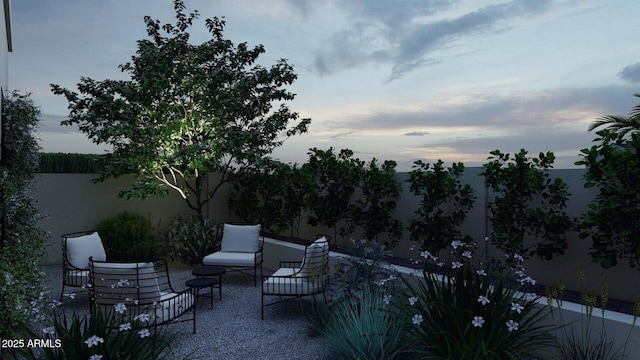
[261,291,264,320]
[193,297,197,334]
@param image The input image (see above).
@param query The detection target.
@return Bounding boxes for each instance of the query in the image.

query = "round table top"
[192,266,226,277]
[185,277,217,288]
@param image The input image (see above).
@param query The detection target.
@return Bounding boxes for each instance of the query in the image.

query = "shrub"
[0,91,48,339]
[95,212,157,260]
[397,240,555,359]
[308,238,400,337]
[321,287,405,360]
[162,214,218,265]
[330,238,399,301]
[547,267,640,360]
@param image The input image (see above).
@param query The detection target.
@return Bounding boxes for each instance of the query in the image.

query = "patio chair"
[89,257,197,334]
[261,236,329,319]
[202,223,263,286]
[60,231,107,301]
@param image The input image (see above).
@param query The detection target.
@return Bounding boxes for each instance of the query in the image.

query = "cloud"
[391,0,552,79]
[618,63,640,84]
[405,131,430,136]
[337,86,637,132]
[311,0,553,79]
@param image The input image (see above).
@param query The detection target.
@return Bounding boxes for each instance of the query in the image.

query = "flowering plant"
[15,299,174,360]
[396,240,555,359]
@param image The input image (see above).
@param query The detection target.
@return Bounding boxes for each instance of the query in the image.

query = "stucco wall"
[34,173,229,265]
[35,168,640,302]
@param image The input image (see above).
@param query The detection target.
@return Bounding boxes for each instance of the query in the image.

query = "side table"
[192,266,226,300]
[185,277,216,310]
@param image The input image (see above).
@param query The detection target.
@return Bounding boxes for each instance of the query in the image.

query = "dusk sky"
[10,0,640,171]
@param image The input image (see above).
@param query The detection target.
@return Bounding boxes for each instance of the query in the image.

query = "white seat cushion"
[220,224,261,253]
[152,292,194,324]
[66,232,106,269]
[299,237,328,277]
[203,251,262,267]
[64,269,89,287]
[262,268,326,295]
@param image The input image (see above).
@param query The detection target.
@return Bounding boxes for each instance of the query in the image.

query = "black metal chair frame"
[60,230,102,301]
[89,257,198,334]
[203,223,264,286]
[261,238,329,320]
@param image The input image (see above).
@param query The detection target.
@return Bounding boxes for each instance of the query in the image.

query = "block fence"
[33,168,640,303]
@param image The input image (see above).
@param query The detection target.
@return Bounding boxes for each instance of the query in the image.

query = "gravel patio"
[42,264,331,360]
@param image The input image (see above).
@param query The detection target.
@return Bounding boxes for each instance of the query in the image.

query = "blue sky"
[10,0,640,170]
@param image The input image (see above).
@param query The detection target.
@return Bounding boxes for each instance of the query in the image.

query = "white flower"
[383,294,392,305]
[410,244,417,251]
[138,328,150,338]
[64,293,76,300]
[420,251,431,259]
[451,261,463,269]
[506,320,519,332]
[472,316,485,328]
[89,355,103,360]
[513,254,524,262]
[437,262,444,267]
[477,295,490,306]
[84,335,104,348]
[119,322,132,331]
[511,302,524,314]
[519,276,536,286]
[451,240,463,249]
[114,303,127,314]
[117,279,129,287]
[42,326,55,335]
[476,269,487,276]
[412,314,423,325]
[134,313,150,322]
[409,296,418,306]
[462,250,472,259]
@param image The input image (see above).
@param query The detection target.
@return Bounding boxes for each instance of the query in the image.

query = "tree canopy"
[51,0,310,216]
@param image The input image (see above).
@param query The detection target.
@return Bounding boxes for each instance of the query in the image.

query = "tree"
[304,148,361,242]
[229,158,312,237]
[406,160,476,253]
[588,93,640,139]
[576,129,640,269]
[51,0,310,217]
[348,159,403,248]
[481,149,573,261]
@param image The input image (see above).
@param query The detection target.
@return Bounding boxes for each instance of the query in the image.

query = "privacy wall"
[34,169,640,302]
